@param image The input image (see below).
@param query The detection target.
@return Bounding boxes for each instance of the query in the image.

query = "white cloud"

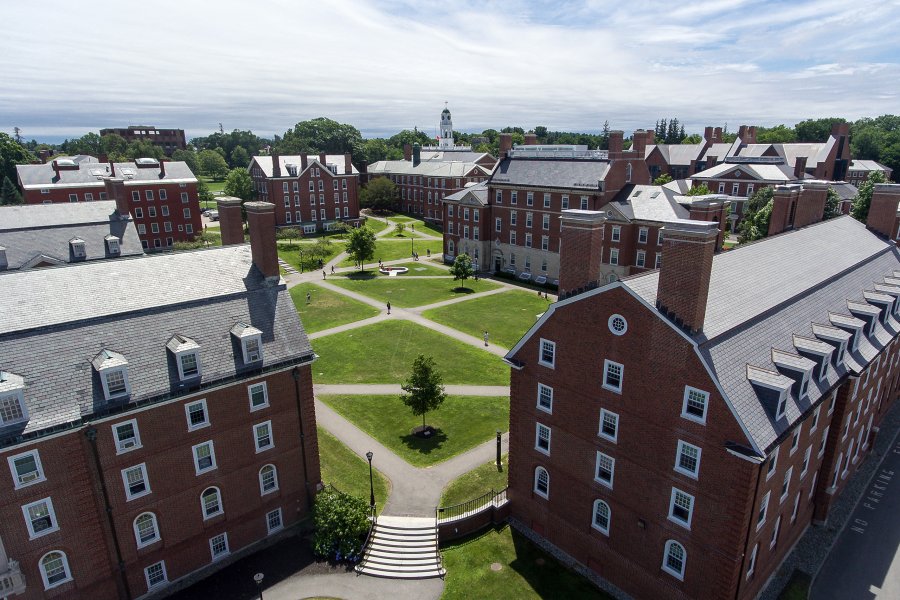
[0,0,898,141]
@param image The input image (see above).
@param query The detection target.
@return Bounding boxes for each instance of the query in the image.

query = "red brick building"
[0,201,321,599]
[845,160,894,186]
[99,127,187,156]
[504,185,900,600]
[16,158,202,250]
[249,153,361,233]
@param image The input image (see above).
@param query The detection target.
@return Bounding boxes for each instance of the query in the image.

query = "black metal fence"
[435,487,508,523]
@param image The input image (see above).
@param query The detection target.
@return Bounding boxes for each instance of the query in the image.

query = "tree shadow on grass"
[345,271,377,280]
[451,286,476,294]
[399,427,448,456]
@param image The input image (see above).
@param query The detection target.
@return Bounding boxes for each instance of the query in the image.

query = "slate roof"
[16,161,197,189]
[0,202,143,270]
[366,160,490,178]
[253,155,359,177]
[690,161,797,183]
[848,160,893,174]
[444,181,489,205]
[417,151,494,164]
[623,216,900,452]
[649,143,705,166]
[604,185,689,223]
[489,156,611,190]
[700,143,732,161]
[0,245,312,447]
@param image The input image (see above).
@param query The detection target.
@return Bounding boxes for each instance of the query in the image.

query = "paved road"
[811,429,900,600]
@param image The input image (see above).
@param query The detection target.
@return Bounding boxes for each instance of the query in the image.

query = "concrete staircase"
[356,516,445,579]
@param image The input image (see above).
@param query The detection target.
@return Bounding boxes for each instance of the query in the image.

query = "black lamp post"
[496,430,502,468]
[366,451,375,513]
[253,572,264,600]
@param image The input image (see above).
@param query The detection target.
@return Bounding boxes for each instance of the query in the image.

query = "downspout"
[292,367,313,508]
[734,457,764,600]
[85,426,132,600]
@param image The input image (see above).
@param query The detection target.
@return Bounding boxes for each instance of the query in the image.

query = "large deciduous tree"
[223,168,253,201]
[359,177,397,212]
[449,253,474,288]
[738,187,775,243]
[823,188,842,220]
[277,118,364,165]
[345,226,376,270]
[198,149,229,180]
[0,132,36,182]
[400,354,447,430]
[851,171,888,223]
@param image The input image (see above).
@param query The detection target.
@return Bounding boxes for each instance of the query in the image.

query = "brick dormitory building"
[0,199,320,599]
[16,158,202,250]
[502,183,900,599]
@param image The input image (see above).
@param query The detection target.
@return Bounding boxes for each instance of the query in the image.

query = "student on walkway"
[387,301,391,315]
[484,331,489,346]
[306,292,311,304]
[331,265,335,273]
[323,270,326,279]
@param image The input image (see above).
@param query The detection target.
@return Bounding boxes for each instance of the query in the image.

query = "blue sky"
[1,0,898,142]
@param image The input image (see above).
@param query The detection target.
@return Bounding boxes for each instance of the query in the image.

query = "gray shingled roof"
[624,216,900,452]
[489,157,610,190]
[16,161,197,189]
[604,185,690,223]
[0,245,312,446]
[444,181,488,205]
[418,151,494,164]
[0,202,143,270]
[366,160,489,178]
[253,155,359,177]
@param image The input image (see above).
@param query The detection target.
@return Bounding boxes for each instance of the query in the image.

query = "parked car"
[207,210,219,221]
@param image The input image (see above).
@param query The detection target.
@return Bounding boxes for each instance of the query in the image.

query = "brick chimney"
[52,160,60,180]
[524,133,538,145]
[768,185,800,236]
[300,154,308,170]
[109,161,116,176]
[608,131,624,154]
[344,152,352,174]
[793,181,829,229]
[499,134,512,158]
[655,221,719,334]
[245,201,280,282]
[866,183,900,240]
[159,160,166,178]
[713,127,722,142]
[217,197,245,245]
[318,152,327,166]
[271,151,281,178]
[38,149,50,164]
[794,156,808,180]
[703,127,714,143]
[104,177,129,218]
[747,126,757,144]
[558,210,606,297]
[413,143,421,167]
[632,130,649,156]
[706,155,718,167]
[737,125,749,143]
[403,144,412,161]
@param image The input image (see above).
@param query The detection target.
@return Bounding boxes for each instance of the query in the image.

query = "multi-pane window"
[186,399,209,430]
[9,450,45,487]
[801,446,811,476]
[636,250,646,268]
[539,339,556,367]
[254,421,274,452]
[599,409,618,442]
[193,441,217,474]
[682,387,709,423]
[113,420,141,453]
[243,336,262,363]
[134,512,160,547]
[603,360,623,393]
[767,448,779,479]
[249,382,269,410]
[675,441,701,478]
[592,500,610,535]
[23,497,58,538]
[535,423,551,454]
[781,467,793,501]
[145,561,167,589]
[202,487,223,518]
[534,467,549,498]
[543,193,551,208]
[105,369,128,398]
[663,541,686,580]
[180,352,199,378]
[267,508,284,533]
[770,515,782,548]
[609,248,619,265]
[668,488,694,528]
[537,384,553,413]
[747,544,759,579]
[819,426,829,457]
[122,464,150,500]
[757,491,770,529]
[611,226,621,242]
[0,393,26,424]
[638,227,648,244]
[40,551,71,589]
[260,464,279,494]
[210,532,230,559]
[595,452,614,488]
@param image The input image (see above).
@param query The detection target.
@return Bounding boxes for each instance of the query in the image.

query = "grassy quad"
[423,289,550,350]
[289,283,379,334]
[362,218,389,235]
[318,395,509,468]
[385,261,449,276]
[317,426,390,513]
[277,241,344,272]
[440,455,508,507]
[441,524,611,600]
[339,239,443,267]
[328,273,500,308]
[311,320,509,385]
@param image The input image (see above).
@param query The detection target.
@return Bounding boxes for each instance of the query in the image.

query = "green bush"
[312,488,371,561]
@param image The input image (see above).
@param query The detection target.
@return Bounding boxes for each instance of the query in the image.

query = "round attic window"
[608,314,627,336]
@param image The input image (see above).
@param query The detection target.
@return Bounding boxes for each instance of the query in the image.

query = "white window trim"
[598,409,619,443]
[201,486,224,519]
[537,383,553,414]
[790,425,801,455]
[266,508,284,534]
[766,447,779,480]
[111,418,142,454]
[591,499,611,536]
[176,350,202,381]
[209,532,230,560]
[39,550,73,590]
[241,334,263,364]
[602,359,624,394]
[254,420,275,453]
[674,440,702,479]
[534,466,549,499]
[133,512,161,549]
[791,491,801,523]
[818,426,829,458]
[144,561,168,590]
[122,463,151,501]
[100,366,131,401]
[756,491,771,531]
[781,466,793,503]
[594,451,615,489]
[8,448,46,489]
[185,398,210,431]
[801,446,812,478]
[746,544,759,579]
[259,464,279,495]
[538,338,556,369]
[668,487,694,529]
[248,382,270,411]
[661,540,686,581]
[770,515,782,549]
[22,497,59,539]
[192,441,218,475]
[681,386,709,424]
[535,423,551,456]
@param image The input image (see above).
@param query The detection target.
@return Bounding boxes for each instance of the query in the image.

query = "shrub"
[312,488,371,561]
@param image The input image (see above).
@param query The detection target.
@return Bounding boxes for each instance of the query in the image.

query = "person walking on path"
[484,331,489,346]
[306,292,311,304]
[387,301,391,315]
[331,265,335,274]
[322,270,326,280]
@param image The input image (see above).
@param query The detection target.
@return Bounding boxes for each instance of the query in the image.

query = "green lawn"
[289,283,379,334]
[328,274,500,308]
[277,241,344,272]
[440,455,508,508]
[318,395,508,467]
[424,289,548,349]
[386,261,449,276]
[201,176,226,193]
[441,524,610,600]
[339,239,443,267]
[317,426,390,514]
[363,218,389,235]
[311,320,509,385]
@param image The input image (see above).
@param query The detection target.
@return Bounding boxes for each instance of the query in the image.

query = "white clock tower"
[439,103,454,149]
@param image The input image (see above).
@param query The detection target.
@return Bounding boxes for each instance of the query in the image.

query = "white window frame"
[185,399,210,431]
[266,507,284,534]
[242,334,263,364]
[746,543,759,579]
[133,512,161,548]
[766,447,779,480]
[192,441,217,475]
[260,464,279,495]
[537,383,553,414]
[144,560,168,590]
[810,405,820,432]
[791,491,801,523]
[594,451,615,489]
[177,350,201,380]
[668,488,694,529]
[611,226,621,242]
[122,463,151,501]
[598,409,619,443]
[22,497,59,539]
[201,486,224,519]
[609,247,619,266]
[818,426,829,457]
[790,425,801,455]
[592,499,611,536]
[801,445,812,477]
[210,532,230,560]
[248,382,270,411]
[781,466,793,502]
[770,515,782,549]
[254,420,275,453]
[535,423,551,455]
[533,466,550,499]
[674,440,702,479]
[602,359,623,394]
[100,367,131,401]
[662,540,686,580]
[538,338,556,368]
[681,386,709,424]
[8,449,46,488]
[39,550,73,590]
[756,491,770,530]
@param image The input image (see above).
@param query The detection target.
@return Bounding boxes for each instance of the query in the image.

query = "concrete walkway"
[315,384,509,396]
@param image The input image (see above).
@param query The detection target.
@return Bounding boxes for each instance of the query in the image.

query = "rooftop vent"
[70,237,86,259]
[135,158,160,168]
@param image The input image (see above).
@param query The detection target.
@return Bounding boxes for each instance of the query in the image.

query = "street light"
[366,451,375,513]
[253,572,264,600]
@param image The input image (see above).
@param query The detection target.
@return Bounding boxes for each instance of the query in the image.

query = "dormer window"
[812,323,851,365]
[92,350,131,401]
[847,302,880,337]
[231,323,263,365]
[792,335,834,383]
[70,237,86,259]
[771,349,815,400]
[864,292,894,325]
[747,365,793,421]
[105,235,121,255]
[828,314,864,352]
[0,371,28,428]
[167,335,201,381]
